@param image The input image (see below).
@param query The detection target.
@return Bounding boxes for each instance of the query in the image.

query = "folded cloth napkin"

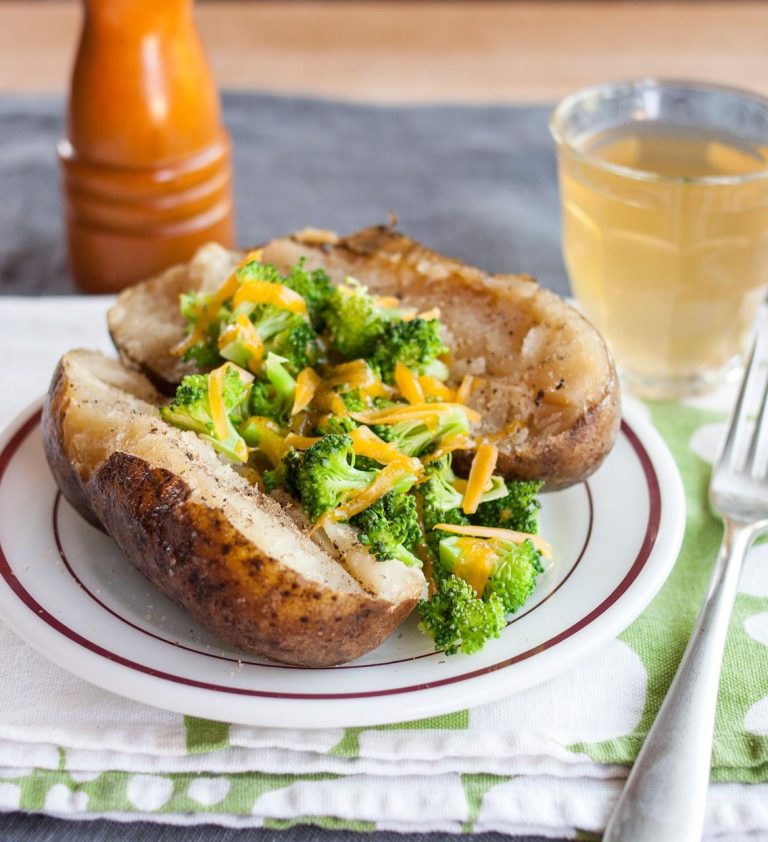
[1,297,768,839]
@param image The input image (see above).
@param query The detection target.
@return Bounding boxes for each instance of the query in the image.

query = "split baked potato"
[43,226,621,667]
[109,226,621,490]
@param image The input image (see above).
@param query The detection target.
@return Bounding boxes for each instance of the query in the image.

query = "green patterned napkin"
[1,299,767,838]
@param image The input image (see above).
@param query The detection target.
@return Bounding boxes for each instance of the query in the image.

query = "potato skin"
[41,358,102,528]
[89,452,416,667]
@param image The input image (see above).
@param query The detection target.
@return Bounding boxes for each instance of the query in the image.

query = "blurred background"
[2,0,767,103]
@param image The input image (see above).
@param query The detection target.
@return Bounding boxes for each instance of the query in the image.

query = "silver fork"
[604,335,768,842]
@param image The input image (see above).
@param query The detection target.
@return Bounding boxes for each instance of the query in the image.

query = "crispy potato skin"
[90,453,416,667]
[41,359,102,528]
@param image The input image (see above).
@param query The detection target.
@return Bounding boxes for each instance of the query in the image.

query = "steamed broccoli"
[368,318,448,383]
[472,480,544,534]
[372,408,470,458]
[295,434,377,522]
[418,456,470,559]
[263,448,303,496]
[236,257,333,328]
[159,366,250,462]
[248,353,297,422]
[350,492,422,567]
[178,293,231,368]
[418,575,505,655]
[240,304,319,375]
[324,283,388,359]
[315,413,358,436]
[439,536,542,614]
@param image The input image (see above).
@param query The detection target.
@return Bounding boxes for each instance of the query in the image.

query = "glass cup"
[550,79,768,399]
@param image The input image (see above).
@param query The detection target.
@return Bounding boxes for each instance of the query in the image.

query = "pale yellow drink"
[558,122,768,395]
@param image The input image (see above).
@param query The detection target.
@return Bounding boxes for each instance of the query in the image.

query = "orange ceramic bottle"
[58,0,235,293]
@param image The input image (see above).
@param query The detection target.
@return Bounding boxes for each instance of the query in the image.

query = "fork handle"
[603,519,757,842]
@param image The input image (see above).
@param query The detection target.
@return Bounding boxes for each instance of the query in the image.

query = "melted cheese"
[207,363,248,462]
[172,249,265,356]
[233,281,308,315]
[217,313,265,374]
[373,295,402,308]
[321,459,420,524]
[421,433,476,464]
[351,402,481,426]
[292,367,321,416]
[434,522,552,559]
[454,374,474,406]
[418,375,453,402]
[394,362,425,404]
[451,537,497,596]
[349,427,422,471]
[462,442,499,514]
[172,269,241,356]
[416,307,441,321]
[282,433,321,452]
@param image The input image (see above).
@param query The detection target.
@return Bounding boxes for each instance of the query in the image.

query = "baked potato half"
[42,350,424,667]
[109,226,621,490]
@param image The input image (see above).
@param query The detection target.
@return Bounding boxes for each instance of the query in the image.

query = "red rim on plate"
[0,410,659,701]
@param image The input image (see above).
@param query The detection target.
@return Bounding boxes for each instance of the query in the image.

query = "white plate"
[0,397,684,728]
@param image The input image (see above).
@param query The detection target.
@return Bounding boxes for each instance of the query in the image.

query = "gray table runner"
[0,93,568,297]
[0,92,568,842]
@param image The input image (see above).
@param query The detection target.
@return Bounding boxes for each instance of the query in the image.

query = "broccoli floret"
[269,317,320,373]
[263,448,302,497]
[439,536,542,614]
[295,434,377,522]
[340,389,368,412]
[368,318,448,383]
[284,259,334,328]
[236,260,283,284]
[159,367,250,462]
[248,353,297,422]
[417,456,470,561]
[237,257,333,329]
[472,480,544,534]
[325,283,388,359]
[178,293,231,368]
[372,407,469,457]
[350,492,422,567]
[231,304,318,375]
[418,575,505,655]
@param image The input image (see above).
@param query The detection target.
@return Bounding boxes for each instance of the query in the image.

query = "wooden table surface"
[1,0,767,102]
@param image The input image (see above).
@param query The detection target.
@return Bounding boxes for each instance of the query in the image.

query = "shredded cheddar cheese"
[172,271,241,356]
[454,374,474,406]
[461,441,499,514]
[418,375,453,402]
[207,363,248,462]
[373,295,402,308]
[292,367,321,416]
[434,522,552,559]
[349,427,422,471]
[282,433,321,452]
[421,434,477,464]
[233,281,308,315]
[394,362,425,405]
[321,459,421,524]
[451,537,497,596]
[351,402,481,426]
